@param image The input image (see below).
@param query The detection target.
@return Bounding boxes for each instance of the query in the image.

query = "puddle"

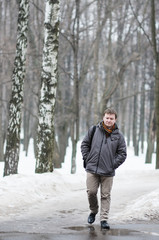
[65,226,86,231]
[0,228,159,240]
[64,226,140,236]
[64,226,159,238]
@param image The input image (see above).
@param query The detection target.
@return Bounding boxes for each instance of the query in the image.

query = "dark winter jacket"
[81,122,127,177]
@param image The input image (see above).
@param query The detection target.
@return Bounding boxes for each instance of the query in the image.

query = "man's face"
[103,113,116,128]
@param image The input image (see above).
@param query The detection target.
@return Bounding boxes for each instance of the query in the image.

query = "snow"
[0,139,159,223]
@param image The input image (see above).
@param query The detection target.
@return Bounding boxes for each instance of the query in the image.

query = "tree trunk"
[145,81,155,163]
[71,0,80,174]
[3,0,29,176]
[145,110,155,163]
[0,1,3,162]
[133,93,139,155]
[93,0,101,123]
[71,121,77,174]
[23,100,31,155]
[53,139,61,168]
[151,0,159,169]
[155,59,159,168]
[127,99,132,146]
[58,121,68,165]
[0,84,3,162]
[35,0,60,173]
[139,81,145,153]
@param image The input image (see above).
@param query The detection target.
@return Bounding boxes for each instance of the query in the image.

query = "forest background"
[0,0,159,175]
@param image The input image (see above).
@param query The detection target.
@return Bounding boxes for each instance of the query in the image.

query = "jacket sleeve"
[114,133,127,169]
[81,126,95,161]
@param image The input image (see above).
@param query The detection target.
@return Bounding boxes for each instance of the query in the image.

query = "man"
[81,108,127,229]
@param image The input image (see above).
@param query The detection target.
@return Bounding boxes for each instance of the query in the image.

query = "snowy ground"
[0,139,159,225]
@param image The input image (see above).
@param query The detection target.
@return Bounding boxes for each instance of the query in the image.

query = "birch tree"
[35,0,60,173]
[3,0,29,176]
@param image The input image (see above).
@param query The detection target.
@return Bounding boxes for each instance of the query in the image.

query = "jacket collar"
[98,121,119,134]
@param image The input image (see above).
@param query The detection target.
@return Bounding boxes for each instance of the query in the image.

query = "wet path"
[0,169,159,240]
[0,224,159,240]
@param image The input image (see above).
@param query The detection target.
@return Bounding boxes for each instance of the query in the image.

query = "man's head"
[103,108,117,128]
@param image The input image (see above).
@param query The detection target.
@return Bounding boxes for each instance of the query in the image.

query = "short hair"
[103,108,117,119]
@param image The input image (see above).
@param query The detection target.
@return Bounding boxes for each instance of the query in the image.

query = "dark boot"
[88,213,96,224]
[101,220,110,229]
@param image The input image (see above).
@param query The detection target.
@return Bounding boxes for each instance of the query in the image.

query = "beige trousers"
[86,172,113,221]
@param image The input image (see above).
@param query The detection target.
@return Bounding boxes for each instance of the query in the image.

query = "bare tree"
[151,0,159,169]
[3,0,29,176]
[0,0,3,162]
[70,0,80,174]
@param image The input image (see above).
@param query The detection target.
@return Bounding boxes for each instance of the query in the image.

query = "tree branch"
[129,0,152,47]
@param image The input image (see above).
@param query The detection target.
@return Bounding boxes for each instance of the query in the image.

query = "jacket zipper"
[95,134,104,173]
[107,134,116,169]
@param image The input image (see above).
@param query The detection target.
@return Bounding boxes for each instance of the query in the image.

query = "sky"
[0,139,158,224]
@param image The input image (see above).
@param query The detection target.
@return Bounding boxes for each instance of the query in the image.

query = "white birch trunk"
[35,0,60,173]
[3,0,29,176]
